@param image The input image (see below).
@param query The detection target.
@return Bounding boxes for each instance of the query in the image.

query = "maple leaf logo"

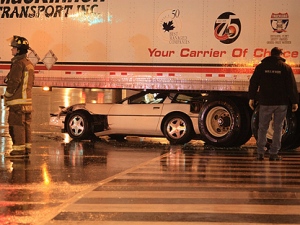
[162,20,175,32]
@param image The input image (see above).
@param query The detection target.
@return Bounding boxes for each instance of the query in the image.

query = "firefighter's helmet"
[10,35,30,50]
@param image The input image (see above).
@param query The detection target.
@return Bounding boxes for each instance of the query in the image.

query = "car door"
[107,93,164,135]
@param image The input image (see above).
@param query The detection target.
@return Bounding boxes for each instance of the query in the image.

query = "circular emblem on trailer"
[270,13,289,33]
[214,12,241,44]
[157,9,182,42]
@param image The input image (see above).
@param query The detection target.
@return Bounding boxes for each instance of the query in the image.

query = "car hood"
[85,103,115,114]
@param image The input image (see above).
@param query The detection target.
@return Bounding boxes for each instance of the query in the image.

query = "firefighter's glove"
[292,104,298,112]
[249,99,255,110]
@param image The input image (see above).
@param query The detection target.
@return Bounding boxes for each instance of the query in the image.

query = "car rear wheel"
[66,111,94,140]
[163,113,194,145]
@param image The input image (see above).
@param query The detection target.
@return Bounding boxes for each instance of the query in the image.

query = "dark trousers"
[257,105,287,155]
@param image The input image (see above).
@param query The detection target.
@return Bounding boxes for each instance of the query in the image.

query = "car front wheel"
[66,111,94,140]
[163,113,194,145]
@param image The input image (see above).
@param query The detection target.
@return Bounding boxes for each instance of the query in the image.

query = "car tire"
[251,105,297,150]
[66,111,94,140]
[163,113,194,145]
[198,97,242,147]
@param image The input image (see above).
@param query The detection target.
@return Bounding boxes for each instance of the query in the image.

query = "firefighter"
[4,35,35,158]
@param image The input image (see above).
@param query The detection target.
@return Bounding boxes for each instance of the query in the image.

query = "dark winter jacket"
[248,56,299,105]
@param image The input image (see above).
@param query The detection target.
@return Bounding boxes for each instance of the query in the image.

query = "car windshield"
[117,91,201,104]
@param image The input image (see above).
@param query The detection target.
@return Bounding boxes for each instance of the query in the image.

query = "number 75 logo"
[214,12,241,44]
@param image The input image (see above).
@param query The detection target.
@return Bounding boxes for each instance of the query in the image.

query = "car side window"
[129,93,166,104]
[172,94,193,103]
[129,95,147,104]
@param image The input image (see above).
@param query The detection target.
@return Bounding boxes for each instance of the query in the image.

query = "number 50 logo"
[214,12,241,44]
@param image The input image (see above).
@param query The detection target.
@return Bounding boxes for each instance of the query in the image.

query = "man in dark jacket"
[4,35,35,158]
[248,47,299,161]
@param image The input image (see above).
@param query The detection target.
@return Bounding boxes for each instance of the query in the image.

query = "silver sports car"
[49,91,203,144]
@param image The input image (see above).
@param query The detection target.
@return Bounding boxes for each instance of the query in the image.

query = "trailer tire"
[66,111,94,140]
[251,106,297,150]
[287,110,300,149]
[163,113,194,145]
[232,98,253,146]
[198,97,242,147]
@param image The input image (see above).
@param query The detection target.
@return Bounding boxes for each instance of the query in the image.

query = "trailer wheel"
[288,110,300,149]
[251,106,297,150]
[163,113,194,145]
[198,97,242,147]
[66,111,94,140]
[232,98,253,146]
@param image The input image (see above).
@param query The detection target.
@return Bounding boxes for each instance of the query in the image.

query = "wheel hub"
[218,115,230,127]
[206,107,232,137]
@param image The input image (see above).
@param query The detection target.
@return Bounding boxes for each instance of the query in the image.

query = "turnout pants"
[8,105,32,152]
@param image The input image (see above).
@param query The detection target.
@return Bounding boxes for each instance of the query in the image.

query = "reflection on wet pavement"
[0,135,163,224]
[47,145,300,225]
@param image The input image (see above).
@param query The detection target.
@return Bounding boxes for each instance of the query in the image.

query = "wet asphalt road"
[0,87,166,224]
[1,87,290,224]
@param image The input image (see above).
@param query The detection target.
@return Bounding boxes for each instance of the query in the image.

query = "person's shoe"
[256,154,264,161]
[269,154,282,161]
